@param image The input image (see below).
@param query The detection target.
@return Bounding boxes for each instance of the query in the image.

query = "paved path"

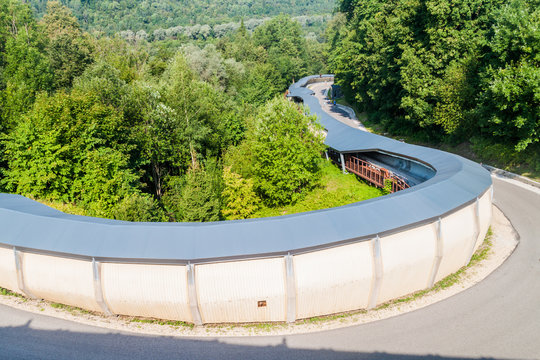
[308,82,367,131]
[0,176,538,359]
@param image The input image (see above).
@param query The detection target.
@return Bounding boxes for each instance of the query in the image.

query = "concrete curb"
[482,164,540,190]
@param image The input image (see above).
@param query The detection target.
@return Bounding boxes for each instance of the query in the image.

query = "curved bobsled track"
[0,176,538,359]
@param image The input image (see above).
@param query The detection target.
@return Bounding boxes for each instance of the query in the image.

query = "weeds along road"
[0,176,538,360]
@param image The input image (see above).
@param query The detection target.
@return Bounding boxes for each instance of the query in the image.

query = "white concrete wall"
[22,253,101,312]
[377,224,437,304]
[0,199,492,324]
[195,258,286,323]
[294,242,373,319]
[101,263,191,321]
[436,203,477,282]
[0,247,20,294]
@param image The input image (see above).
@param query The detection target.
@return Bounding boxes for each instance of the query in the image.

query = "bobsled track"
[0,75,494,326]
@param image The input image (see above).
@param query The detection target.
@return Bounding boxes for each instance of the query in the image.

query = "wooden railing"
[340,154,410,193]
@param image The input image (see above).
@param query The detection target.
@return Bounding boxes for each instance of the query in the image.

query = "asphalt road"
[0,176,538,360]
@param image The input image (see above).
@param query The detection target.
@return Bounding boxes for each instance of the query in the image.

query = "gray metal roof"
[0,75,492,263]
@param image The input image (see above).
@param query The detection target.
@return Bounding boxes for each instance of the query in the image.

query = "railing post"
[187,263,203,326]
[427,218,443,288]
[285,253,296,323]
[92,258,113,315]
[13,248,37,299]
[368,236,383,309]
[340,153,346,174]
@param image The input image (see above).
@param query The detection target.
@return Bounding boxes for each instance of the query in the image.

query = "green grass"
[49,302,94,315]
[130,317,194,329]
[0,287,24,299]
[250,161,384,218]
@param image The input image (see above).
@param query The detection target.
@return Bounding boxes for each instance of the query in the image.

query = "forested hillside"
[328,0,539,175]
[0,0,337,222]
[26,0,335,34]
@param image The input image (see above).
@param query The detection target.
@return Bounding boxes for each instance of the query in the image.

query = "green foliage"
[41,1,94,89]
[478,0,540,151]
[164,166,222,222]
[1,90,136,217]
[254,15,309,88]
[25,0,335,34]
[0,0,360,223]
[331,0,538,155]
[0,0,52,128]
[73,147,138,217]
[252,98,326,206]
[251,161,383,218]
[382,179,392,195]
[112,193,166,222]
[221,166,259,220]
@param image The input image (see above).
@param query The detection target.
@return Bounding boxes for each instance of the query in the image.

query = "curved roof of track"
[0,75,492,263]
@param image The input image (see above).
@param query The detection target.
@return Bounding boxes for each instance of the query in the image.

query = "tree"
[112,193,166,222]
[478,0,540,151]
[0,0,52,129]
[1,90,138,215]
[41,1,94,89]
[221,166,259,219]
[253,15,309,88]
[252,98,326,206]
[162,165,222,222]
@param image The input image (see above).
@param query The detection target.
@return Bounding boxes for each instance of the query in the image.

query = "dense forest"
[1,0,538,223]
[329,0,539,173]
[0,0,332,222]
[26,0,335,34]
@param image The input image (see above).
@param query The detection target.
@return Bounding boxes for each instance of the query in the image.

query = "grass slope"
[251,161,383,218]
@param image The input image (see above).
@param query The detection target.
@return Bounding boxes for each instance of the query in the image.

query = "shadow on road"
[0,320,510,360]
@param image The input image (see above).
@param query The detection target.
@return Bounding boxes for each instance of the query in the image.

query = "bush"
[252,97,326,206]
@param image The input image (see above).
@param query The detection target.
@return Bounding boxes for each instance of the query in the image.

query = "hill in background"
[26,0,336,34]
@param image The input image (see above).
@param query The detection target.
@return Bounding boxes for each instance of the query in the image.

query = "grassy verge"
[129,317,194,329]
[0,287,25,299]
[251,161,384,218]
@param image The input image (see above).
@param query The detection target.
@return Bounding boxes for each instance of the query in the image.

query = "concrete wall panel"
[101,263,191,321]
[23,253,100,312]
[436,204,476,282]
[0,247,20,294]
[294,242,372,319]
[377,224,436,304]
[195,258,286,323]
